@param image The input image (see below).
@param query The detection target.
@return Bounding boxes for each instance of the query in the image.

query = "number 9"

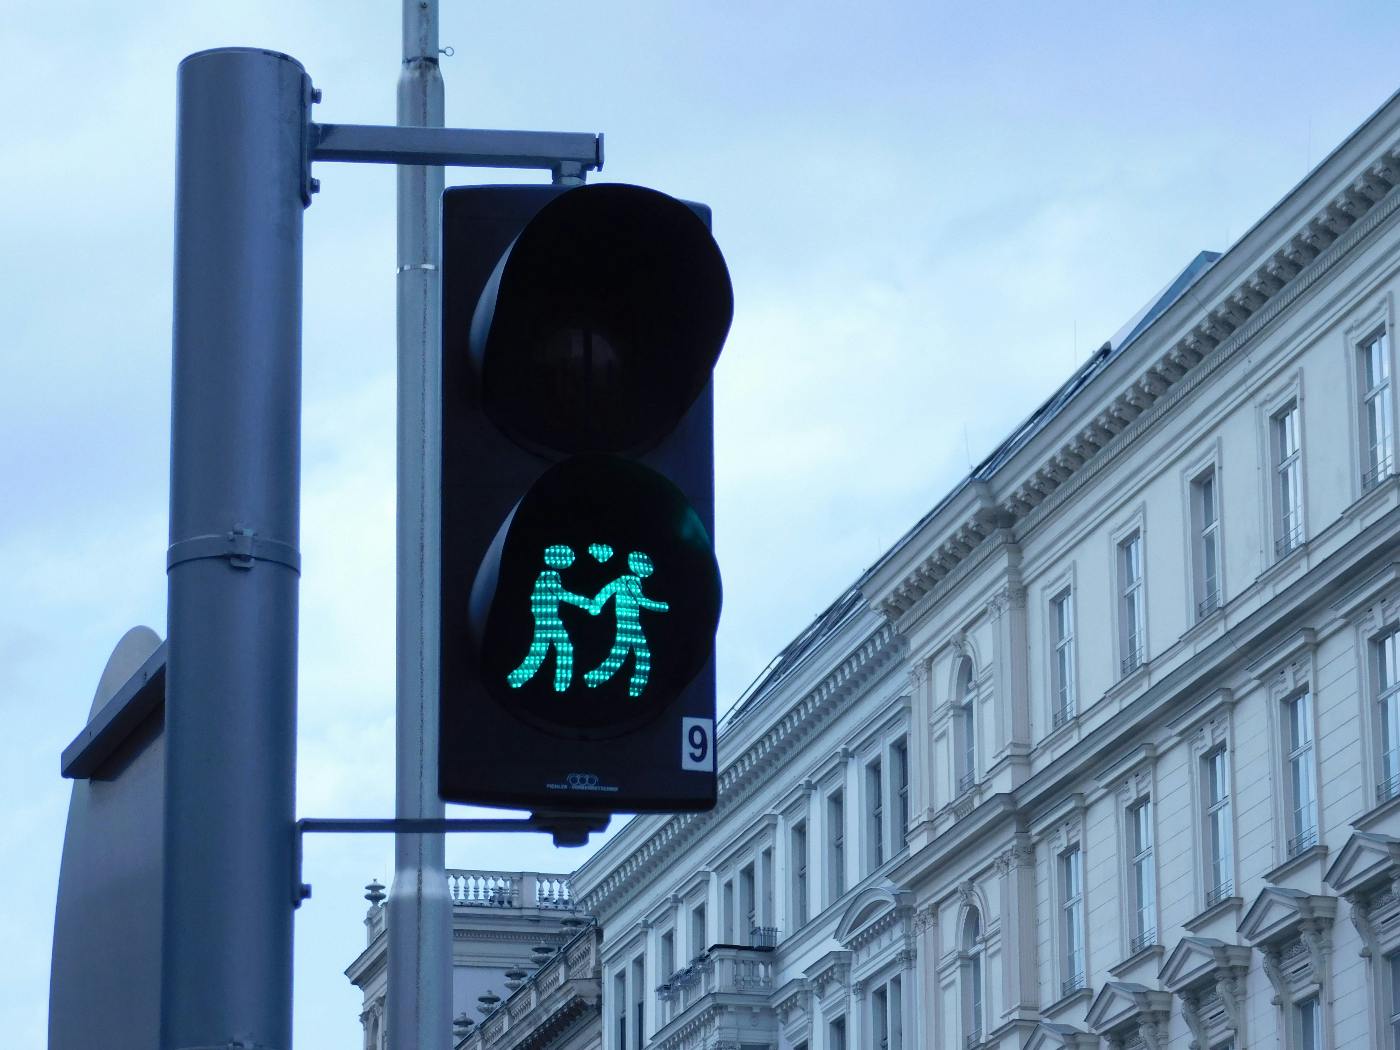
[688,724,708,763]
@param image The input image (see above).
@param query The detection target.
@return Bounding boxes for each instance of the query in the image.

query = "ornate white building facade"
[568,89,1400,1050]
[346,869,588,1050]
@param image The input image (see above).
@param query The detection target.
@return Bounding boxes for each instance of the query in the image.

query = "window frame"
[1050,586,1077,725]
[1126,795,1157,952]
[1192,467,1223,619]
[1117,529,1146,676]
[1376,629,1400,804]
[1059,843,1085,994]
[1360,325,1395,491]
[1284,689,1319,856]
[827,787,846,903]
[1271,400,1305,558]
[1202,745,1235,906]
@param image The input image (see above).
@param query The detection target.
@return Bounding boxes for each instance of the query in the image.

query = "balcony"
[655,946,775,1031]
[1060,972,1086,998]
[461,923,601,1050]
[1196,587,1220,621]
[957,771,976,795]
[1129,928,1157,954]
[1286,826,1318,859]
[1204,880,1234,909]
[1051,703,1074,730]
[1119,645,1144,678]
[1363,455,1394,492]
[1274,522,1305,559]
[448,869,573,910]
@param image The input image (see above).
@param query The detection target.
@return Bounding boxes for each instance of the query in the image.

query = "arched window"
[961,907,984,1044]
[955,656,977,793]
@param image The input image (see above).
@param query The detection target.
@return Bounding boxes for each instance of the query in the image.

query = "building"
[565,89,1400,1050]
[347,868,587,1049]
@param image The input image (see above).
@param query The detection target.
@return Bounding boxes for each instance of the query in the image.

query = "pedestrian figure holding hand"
[584,551,670,697]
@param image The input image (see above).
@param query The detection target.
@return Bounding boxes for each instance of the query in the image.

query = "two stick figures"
[506,543,669,698]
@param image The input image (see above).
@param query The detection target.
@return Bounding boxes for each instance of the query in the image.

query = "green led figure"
[584,551,670,697]
[507,544,598,692]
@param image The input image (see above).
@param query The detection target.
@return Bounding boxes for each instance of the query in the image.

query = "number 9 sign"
[681,717,714,772]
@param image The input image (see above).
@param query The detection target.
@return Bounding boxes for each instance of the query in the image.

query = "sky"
[3,2,1399,1047]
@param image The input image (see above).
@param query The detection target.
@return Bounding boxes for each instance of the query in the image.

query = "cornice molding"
[871,140,1400,622]
[576,623,905,917]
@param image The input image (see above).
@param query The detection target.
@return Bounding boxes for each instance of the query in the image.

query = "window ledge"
[1265,842,1328,885]
[1109,942,1164,978]
[1106,661,1150,703]
[1183,894,1243,933]
[1040,711,1078,747]
[1042,983,1093,1018]
[1257,537,1308,586]
[1354,790,1400,832]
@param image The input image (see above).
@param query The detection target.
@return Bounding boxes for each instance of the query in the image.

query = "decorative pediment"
[1024,1021,1098,1050]
[1159,938,1250,1050]
[1238,887,1336,946]
[804,949,852,1004]
[1325,832,1400,897]
[772,978,812,1031]
[834,882,913,949]
[1159,937,1251,992]
[1085,981,1172,1048]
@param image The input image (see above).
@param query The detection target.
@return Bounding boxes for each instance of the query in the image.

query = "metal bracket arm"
[292,813,610,906]
[310,122,603,179]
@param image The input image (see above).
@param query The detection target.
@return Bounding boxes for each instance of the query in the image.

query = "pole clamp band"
[167,526,301,574]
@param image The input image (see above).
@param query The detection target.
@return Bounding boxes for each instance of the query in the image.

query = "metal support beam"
[163,46,308,1050]
[389,3,452,1048]
[311,122,603,178]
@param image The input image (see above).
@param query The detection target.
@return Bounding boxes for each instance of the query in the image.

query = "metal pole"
[388,0,452,1047]
[163,47,308,1050]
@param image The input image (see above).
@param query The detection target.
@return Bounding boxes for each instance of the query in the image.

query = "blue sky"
[4,2,1399,1047]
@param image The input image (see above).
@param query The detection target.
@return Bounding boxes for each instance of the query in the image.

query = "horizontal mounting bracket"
[293,812,611,907]
[309,122,603,183]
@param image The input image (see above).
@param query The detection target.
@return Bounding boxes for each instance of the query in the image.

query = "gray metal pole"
[388,1,453,1048]
[163,48,309,1050]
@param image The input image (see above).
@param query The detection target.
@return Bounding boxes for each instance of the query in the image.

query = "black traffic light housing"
[439,183,731,813]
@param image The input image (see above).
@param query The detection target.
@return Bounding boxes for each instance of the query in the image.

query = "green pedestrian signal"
[507,545,670,698]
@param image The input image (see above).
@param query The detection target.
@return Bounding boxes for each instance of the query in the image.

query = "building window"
[893,737,910,851]
[1192,469,1222,619]
[1378,630,1400,803]
[1118,532,1145,675]
[1362,327,1394,490]
[1272,401,1304,557]
[1050,588,1076,726]
[660,929,674,981]
[1388,950,1400,1048]
[790,820,808,930]
[631,955,645,1049]
[689,902,706,959]
[867,757,885,871]
[761,847,775,936]
[1284,690,1318,856]
[739,863,755,943]
[872,976,902,1050]
[828,789,846,902]
[828,1015,847,1050]
[1060,845,1085,995]
[1294,995,1321,1050]
[1203,747,1234,906]
[962,908,984,1045]
[613,971,627,1050]
[1128,797,1156,952]
[722,878,735,942]
[956,657,977,793]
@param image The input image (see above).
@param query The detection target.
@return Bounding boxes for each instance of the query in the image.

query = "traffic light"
[439,183,732,813]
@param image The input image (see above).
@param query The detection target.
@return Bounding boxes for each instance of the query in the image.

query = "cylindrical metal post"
[163,47,308,1050]
[388,2,452,1049]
